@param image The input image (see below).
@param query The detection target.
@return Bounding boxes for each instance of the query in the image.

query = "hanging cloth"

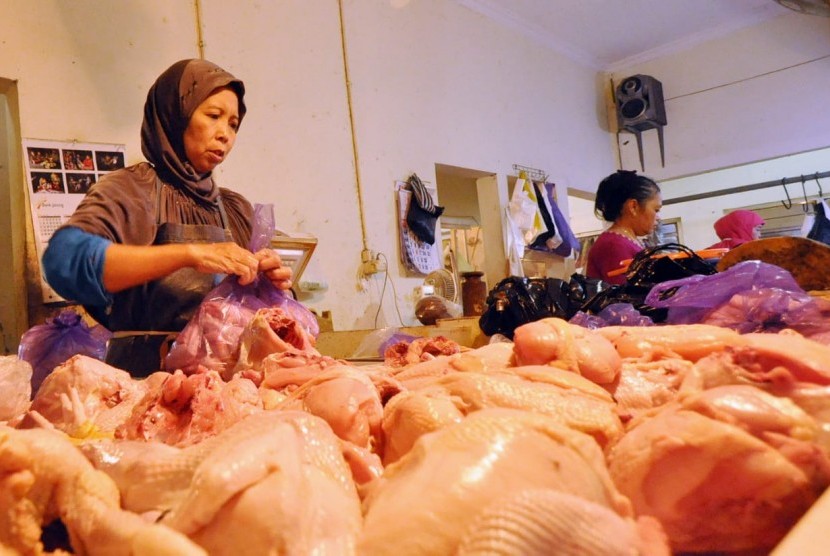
[405,173,444,244]
[806,198,830,246]
[527,182,580,258]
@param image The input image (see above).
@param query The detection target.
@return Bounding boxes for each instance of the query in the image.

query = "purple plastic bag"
[701,287,813,334]
[645,261,803,325]
[18,309,112,394]
[569,303,655,329]
[163,204,319,374]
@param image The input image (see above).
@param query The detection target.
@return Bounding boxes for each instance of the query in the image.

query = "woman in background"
[586,170,662,285]
[707,209,764,250]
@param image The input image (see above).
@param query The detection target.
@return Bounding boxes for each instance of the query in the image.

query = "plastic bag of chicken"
[163,204,319,375]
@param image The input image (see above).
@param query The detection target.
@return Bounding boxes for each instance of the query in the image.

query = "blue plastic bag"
[18,309,112,394]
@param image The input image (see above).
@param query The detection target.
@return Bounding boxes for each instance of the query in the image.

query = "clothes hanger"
[815,172,824,199]
[780,178,793,210]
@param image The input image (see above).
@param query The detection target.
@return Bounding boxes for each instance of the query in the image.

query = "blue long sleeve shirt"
[42,226,112,306]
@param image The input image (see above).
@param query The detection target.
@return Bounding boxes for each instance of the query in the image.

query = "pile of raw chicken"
[2,304,830,555]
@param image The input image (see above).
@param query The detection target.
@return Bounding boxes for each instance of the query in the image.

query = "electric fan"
[423,268,459,304]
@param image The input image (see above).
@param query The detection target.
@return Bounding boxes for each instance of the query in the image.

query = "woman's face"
[184,86,240,174]
[632,192,662,236]
[752,223,764,239]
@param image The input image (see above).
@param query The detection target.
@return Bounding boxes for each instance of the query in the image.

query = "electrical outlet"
[360,257,387,276]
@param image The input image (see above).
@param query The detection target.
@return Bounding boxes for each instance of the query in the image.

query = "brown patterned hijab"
[141,59,246,202]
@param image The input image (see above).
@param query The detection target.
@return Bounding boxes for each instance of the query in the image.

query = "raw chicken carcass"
[680,330,830,388]
[228,306,319,379]
[607,386,830,553]
[360,408,632,556]
[0,356,32,424]
[597,323,745,361]
[27,355,147,437]
[276,364,401,454]
[259,350,341,393]
[382,366,622,464]
[739,330,830,385]
[390,342,516,389]
[115,370,262,448]
[456,489,669,556]
[513,318,622,384]
[0,426,203,555]
[608,358,693,420]
[87,411,363,555]
[384,335,462,368]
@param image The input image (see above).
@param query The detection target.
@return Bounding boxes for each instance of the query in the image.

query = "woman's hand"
[254,248,293,290]
[191,242,259,285]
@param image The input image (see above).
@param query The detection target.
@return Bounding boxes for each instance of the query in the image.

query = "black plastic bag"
[479,274,595,339]
[625,242,717,288]
[577,242,714,323]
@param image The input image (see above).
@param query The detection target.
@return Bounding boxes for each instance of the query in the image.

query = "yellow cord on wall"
[193,0,206,58]
[337,0,370,253]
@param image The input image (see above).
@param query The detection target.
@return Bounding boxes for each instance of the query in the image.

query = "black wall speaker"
[616,74,667,132]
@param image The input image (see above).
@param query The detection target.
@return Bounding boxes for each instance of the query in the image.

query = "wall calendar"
[23,138,126,303]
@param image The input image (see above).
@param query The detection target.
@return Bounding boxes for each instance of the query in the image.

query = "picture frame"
[270,235,317,284]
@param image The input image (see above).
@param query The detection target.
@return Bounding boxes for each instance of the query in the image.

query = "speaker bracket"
[620,124,666,171]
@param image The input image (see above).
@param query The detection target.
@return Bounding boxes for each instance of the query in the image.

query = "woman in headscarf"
[707,210,765,250]
[42,59,292,375]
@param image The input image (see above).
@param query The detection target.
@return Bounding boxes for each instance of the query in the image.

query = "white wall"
[567,11,830,250]
[659,146,830,251]
[569,146,830,255]
[1,0,615,332]
[610,12,830,182]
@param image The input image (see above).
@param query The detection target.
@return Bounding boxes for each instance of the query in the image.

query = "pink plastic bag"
[163,204,319,375]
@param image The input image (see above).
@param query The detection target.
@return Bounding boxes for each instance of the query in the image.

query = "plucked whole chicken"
[2,307,830,555]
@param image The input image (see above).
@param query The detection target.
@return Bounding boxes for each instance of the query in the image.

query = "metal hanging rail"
[512,164,548,182]
[663,170,830,206]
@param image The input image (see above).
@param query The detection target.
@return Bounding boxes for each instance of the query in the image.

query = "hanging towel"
[406,173,444,245]
[527,182,581,258]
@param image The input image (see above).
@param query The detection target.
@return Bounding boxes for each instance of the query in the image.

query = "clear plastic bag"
[17,309,111,393]
[351,327,419,359]
[164,204,319,374]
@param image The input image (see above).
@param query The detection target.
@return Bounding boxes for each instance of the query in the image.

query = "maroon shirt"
[586,231,643,285]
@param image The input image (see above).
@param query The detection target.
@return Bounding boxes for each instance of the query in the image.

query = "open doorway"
[434,163,506,298]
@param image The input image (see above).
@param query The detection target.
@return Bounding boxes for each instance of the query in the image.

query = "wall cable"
[666,53,830,102]
[337,0,369,252]
[373,253,406,328]
[193,0,206,58]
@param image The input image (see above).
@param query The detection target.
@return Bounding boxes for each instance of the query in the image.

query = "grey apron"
[102,178,234,377]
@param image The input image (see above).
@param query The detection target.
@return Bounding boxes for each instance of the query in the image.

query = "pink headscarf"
[709,210,765,249]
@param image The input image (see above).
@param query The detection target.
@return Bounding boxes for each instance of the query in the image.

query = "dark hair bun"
[594,170,659,222]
